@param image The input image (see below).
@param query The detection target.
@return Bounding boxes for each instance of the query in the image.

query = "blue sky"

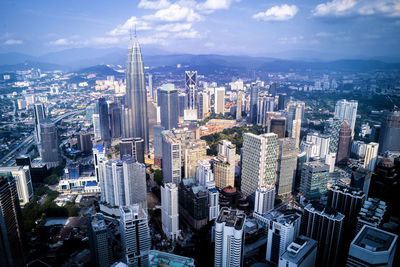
[1,0,400,59]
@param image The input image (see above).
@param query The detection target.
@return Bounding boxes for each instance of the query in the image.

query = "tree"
[154,169,163,186]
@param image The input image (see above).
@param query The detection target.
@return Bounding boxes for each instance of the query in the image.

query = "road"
[0,110,84,166]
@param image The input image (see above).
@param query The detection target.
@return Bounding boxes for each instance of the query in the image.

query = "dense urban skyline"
[1,0,400,59]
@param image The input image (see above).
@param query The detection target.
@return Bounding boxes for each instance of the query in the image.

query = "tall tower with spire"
[122,32,149,152]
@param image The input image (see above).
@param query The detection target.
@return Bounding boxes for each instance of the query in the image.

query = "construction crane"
[386,95,399,110]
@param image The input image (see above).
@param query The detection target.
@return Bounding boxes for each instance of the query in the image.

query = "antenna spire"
[134,24,137,38]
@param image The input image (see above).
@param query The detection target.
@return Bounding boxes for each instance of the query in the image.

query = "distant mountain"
[75,65,122,77]
[0,52,36,65]
[0,61,66,72]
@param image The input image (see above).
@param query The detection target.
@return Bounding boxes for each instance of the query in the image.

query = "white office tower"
[351,140,367,158]
[208,188,220,221]
[253,185,275,216]
[334,99,358,137]
[277,138,298,197]
[279,236,317,267]
[302,132,330,160]
[265,211,302,264]
[123,157,147,211]
[236,91,243,120]
[0,166,33,205]
[347,225,398,267]
[197,91,209,120]
[363,142,379,171]
[241,133,278,198]
[196,159,215,189]
[325,152,336,172]
[162,130,181,184]
[214,208,246,267]
[93,145,106,183]
[286,102,303,149]
[214,87,225,114]
[119,205,151,267]
[93,113,101,139]
[257,96,275,126]
[161,183,180,240]
[33,103,46,144]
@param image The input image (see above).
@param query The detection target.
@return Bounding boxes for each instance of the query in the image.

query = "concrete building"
[241,133,278,198]
[236,91,243,120]
[325,152,336,173]
[214,140,236,189]
[300,161,330,200]
[378,110,400,153]
[356,198,386,233]
[363,142,379,171]
[270,117,286,138]
[208,188,220,221]
[162,130,182,184]
[33,103,46,144]
[196,159,215,189]
[301,203,344,267]
[185,71,197,110]
[119,137,145,164]
[279,236,317,267]
[257,96,275,127]
[148,250,195,267]
[324,118,341,153]
[161,183,180,240]
[0,166,33,205]
[153,125,165,167]
[98,97,111,144]
[109,102,122,138]
[336,121,352,165]
[253,185,275,217]
[350,167,372,196]
[347,225,397,267]
[351,140,367,158]
[277,138,298,197]
[334,99,358,137]
[160,83,179,130]
[88,213,113,267]
[39,120,60,168]
[214,87,225,114]
[184,139,207,179]
[93,145,106,184]
[197,91,209,120]
[214,208,246,267]
[249,84,259,124]
[0,175,25,266]
[303,131,330,160]
[78,131,93,153]
[119,205,151,266]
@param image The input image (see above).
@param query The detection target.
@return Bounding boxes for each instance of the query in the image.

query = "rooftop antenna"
[134,24,137,38]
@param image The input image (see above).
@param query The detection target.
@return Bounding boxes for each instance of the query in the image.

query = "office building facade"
[160,83,179,130]
[162,130,182,184]
[334,99,358,137]
[0,166,33,205]
[161,183,180,240]
[277,138,298,197]
[363,142,379,171]
[39,120,60,168]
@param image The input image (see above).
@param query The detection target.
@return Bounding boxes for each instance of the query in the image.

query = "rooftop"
[353,225,398,252]
[149,250,195,267]
[263,210,301,226]
[217,207,246,230]
[281,236,317,264]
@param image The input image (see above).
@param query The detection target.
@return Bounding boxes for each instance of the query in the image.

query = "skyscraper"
[336,121,352,164]
[39,120,60,168]
[214,140,236,189]
[93,145,106,183]
[109,102,122,138]
[197,91,209,120]
[178,92,188,117]
[334,99,358,137]
[241,133,278,198]
[378,110,400,153]
[161,183,180,240]
[0,166,33,205]
[249,84,259,124]
[324,118,341,153]
[286,102,302,148]
[278,236,317,267]
[185,71,197,110]
[270,117,286,138]
[347,225,398,267]
[269,83,277,97]
[257,96,275,126]
[98,98,111,143]
[214,87,225,114]
[301,203,344,267]
[363,142,379,171]
[33,103,46,144]
[0,175,25,267]
[119,137,145,164]
[162,130,181,184]
[88,213,113,267]
[77,131,92,153]
[123,35,149,152]
[196,159,215,188]
[153,125,165,167]
[300,161,330,199]
[92,102,101,139]
[277,94,286,111]
[276,138,298,197]
[148,74,153,100]
[119,205,151,266]
[236,91,243,120]
[214,208,245,267]
[160,83,179,130]
[184,139,207,179]
[253,185,275,216]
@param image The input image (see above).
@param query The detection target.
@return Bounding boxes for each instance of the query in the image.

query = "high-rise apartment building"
[197,91,209,120]
[278,236,317,267]
[88,213,113,267]
[122,36,149,152]
[265,211,302,264]
[300,161,330,200]
[0,166,33,205]
[253,185,275,217]
[378,110,400,153]
[208,188,220,221]
[214,140,236,189]
[236,91,243,120]
[302,131,330,160]
[162,130,181,184]
[336,121,352,164]
[119,205,151,266]
[161,183,180,240]
[33,103,46,144]
[363,142,379,171]
[196,159,215,189]
[301,203,344,267]
[214,208,246,267]
[277,138,298,197]
[160,83,179,130]
[93,103,101,139]
[0,175,25,267]
[347,225,398,267]
[39,120,60,168]
[241,133,278,198]
[214,87,225,114]
[184,139,207,179]
[334,99,358,137]
[119,137,145,164]
[257,96,275,126]
[93,145,106,183]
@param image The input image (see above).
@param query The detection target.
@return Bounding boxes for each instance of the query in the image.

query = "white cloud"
[197,0,240,13]
[138,0,171,9]
[143,3,203,22]
[4,39,23,45]
[49,38,70,45]
[108,16,151,36]
[253,4,298,21]
[156,23,192,32]
[313,0,400,18]
[91,37,120,44]
[279,35,304,44]
[174,29,201,38]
